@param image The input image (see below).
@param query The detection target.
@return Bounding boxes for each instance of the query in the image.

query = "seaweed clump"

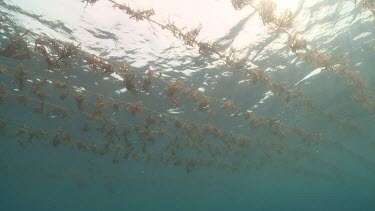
[258,0,277,25]
[83,54,115,73]
[0,33,31,60]
[198,99,211,112]
[164,22,202,47]
[13,64,29,90]
[111,0,155,21]
[34,37,81,70]
[221,100,235,110]
[0,65,6,75]
[288,33,307,54]
[81,0,99,8]
[165,79,184,106]
[0,84,9,103]
[123,70,137,95]
[274,9,294,29]
[74,92,88,111]
[127,102,144,116]
[232,0,254,10]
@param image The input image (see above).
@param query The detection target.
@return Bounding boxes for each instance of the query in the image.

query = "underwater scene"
[0,0,375,210]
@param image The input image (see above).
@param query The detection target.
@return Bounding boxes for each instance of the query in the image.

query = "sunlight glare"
[273,0,299,11]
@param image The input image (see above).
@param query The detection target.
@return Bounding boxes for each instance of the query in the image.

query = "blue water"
[1,0,375,210]
[1,138,374,211]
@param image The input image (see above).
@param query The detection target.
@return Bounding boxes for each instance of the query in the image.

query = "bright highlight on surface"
[273,0,299,10]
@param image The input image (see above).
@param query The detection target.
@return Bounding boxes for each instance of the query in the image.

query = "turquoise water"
[1,0,375,210]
